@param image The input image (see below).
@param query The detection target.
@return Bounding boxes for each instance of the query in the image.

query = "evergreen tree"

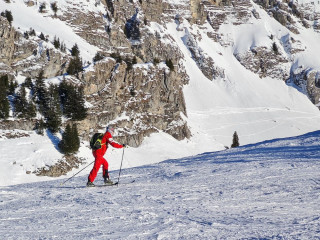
[1,10,13,25]
[29,28,36,36]
[35,119,45,135]
[272,42,279,55]
[72,86,87,120]
[231,131,240,148]
[14,86,28,118]
[45,84,62,133]
[25,100,36,119]
[165,59,174,71]
[93,52,104,63]
[53,36,60,49]
[0,75,9,119]
[110,52,122,63]
[71,123,80,152]
[14,86,37,119]
[39,3,46,13]
[59,123,74,154]
[39,32,45,40]
[51,2,58,16]
[66,56,83,77]
[34,70,48,115]
[71,43,80,57]
[24,77,33,90]
[60,42,66,53]
[0,75,9,89]
[8,80,18,95]
[24,31,29,39]
[153,58,160,65]
[59,80,87,121]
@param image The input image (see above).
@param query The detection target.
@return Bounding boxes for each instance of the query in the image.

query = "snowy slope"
[0,131,320,239]
[0,0,101,61]
[1,0,320,187]
[166,1,320,146]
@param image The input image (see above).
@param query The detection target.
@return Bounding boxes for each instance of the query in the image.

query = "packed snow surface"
[0,131,320,239]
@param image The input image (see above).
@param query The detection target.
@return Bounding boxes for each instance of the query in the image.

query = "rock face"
[0,16,15,66]
[290,68,320,106]
[0,16,69,79]
[82,58,190,147]
[35,155,84,177]
[234,46,290,80]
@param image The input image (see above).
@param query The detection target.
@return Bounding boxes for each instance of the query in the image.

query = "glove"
[122,144,127,148]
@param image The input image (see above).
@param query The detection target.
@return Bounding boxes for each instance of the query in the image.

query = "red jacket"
[93,131,123,157]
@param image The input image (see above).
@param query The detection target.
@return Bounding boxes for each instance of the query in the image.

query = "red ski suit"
[88,131,123,183]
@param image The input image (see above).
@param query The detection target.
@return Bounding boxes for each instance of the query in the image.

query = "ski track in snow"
[1,131,320,239]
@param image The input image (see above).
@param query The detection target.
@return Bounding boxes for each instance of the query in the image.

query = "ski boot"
[104,178,114,185]
[86,181,95,187]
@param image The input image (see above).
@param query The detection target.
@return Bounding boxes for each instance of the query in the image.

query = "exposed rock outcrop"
[82,58,190,147]
[0,16,69,79]
[290,68,320,107]
[35,155,84,177]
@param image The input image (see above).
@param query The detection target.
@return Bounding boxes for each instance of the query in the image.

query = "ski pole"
[117,148,125,186]
[60,160,94,186]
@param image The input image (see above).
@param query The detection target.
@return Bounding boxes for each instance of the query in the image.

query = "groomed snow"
[0,131,319,239]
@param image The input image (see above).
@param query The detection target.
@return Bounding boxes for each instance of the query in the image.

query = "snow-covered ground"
[1,131,320,239]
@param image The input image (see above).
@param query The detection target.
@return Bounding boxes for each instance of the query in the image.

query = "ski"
[87,180,135,188]
[93,182,118,187]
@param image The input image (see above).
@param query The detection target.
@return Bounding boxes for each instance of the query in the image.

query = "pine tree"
[59,80,87,121]
[59,124,74,154]
[0,75,10,119]
[71,43,80,57]
[39,3,46,13]
[29,28,36,36]
[14,86,28,118]
[72,86,87,121]
[24,31,29,39]
[1,10,13,25]
[51,2,58,16]
[34,70,48,115]
[45,84,62,133]
[8,80,18,95]
[25,100,36,119]
[39,32,45,40]
[35,119,45,135]
[0,75,9,89]
[272,42,279,55]
[93,52,104,63]
[67,56,83,77]
[165,59,174,71]
[71,123,80,152]
[60,42,66,53]
[53,36,60,49]
[231,131,240,148]
[24,77,33,90]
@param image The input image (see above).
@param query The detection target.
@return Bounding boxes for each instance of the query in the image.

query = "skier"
[87,126,125,187]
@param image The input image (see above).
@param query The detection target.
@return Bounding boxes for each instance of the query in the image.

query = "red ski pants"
[88,154,109,183]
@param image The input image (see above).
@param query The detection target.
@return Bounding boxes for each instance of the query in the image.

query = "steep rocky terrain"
[1,0,320,177]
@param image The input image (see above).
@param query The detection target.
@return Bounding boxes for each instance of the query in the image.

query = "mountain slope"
[0,131,319,239]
